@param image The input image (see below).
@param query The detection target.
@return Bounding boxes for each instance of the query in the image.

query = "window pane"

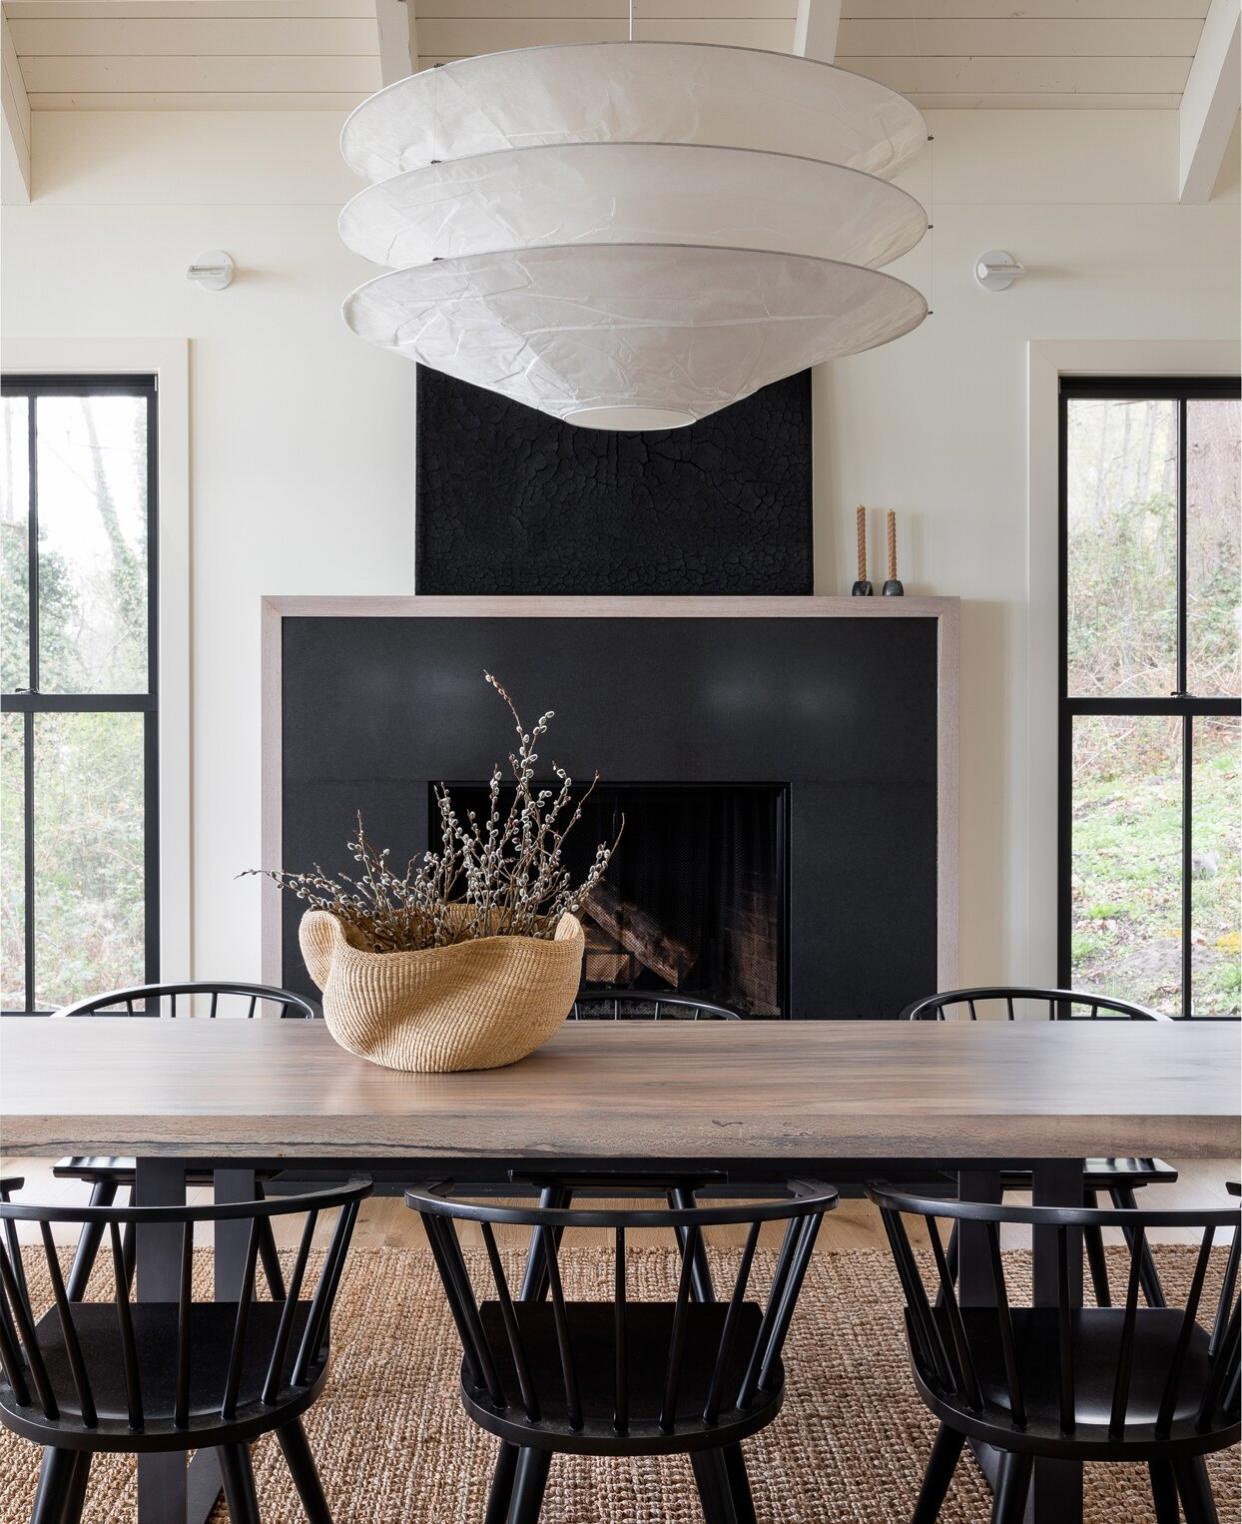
[35,394,149,694]
[2,395,30,693]
[1,712,25,1010]
[1065,396,1177,698]
[1187,397,1241,698]
[1191,716,1240,1016]
[1071,713,1182,1013]
[33,711,145,1009]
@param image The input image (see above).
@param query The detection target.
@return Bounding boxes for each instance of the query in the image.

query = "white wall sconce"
[974,249,1024,292]
[187,250,234,291]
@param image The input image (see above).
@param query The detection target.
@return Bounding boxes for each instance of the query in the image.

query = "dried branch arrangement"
[247,673,621,952]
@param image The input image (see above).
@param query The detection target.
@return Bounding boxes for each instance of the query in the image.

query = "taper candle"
[851,506,873,596]
[882,509,904,596]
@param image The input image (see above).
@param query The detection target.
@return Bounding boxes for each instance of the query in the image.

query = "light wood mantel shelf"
[2,1018,1236,1165]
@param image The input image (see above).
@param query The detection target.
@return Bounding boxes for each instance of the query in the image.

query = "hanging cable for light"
[339,42,930,431]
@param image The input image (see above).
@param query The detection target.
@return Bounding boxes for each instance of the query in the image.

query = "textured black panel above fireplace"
[414,367,813,596]
[276,611,946,1017]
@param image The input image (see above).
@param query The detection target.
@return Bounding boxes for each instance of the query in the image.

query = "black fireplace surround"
[278,612,941,1018]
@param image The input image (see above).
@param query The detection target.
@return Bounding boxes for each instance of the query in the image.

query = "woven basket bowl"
[299,909,585,1073]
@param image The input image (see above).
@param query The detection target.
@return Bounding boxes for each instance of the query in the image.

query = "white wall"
[2,107,1238,991]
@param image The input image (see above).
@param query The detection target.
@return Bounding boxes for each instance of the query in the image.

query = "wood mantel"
[260,596,959,997]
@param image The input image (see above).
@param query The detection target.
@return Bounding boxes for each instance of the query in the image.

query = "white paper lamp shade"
[343,243,927,430]
[339,143,928,271]
[341,43,927,184]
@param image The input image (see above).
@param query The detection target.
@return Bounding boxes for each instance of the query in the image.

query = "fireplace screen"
[432,782,788,1016]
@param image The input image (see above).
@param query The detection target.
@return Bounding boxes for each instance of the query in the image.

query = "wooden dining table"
[2,1015,1239,1524]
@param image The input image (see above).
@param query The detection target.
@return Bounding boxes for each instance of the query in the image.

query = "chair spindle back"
[901,986,1170,1022]
[408,1179,834,1441]
[569,992,741,1021]
[0,1180,369,1439]
[53,981,319,1021]
[868,1186,1240,1445]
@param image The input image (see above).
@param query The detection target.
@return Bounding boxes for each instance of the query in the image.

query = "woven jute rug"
[0,1244,1237,1523]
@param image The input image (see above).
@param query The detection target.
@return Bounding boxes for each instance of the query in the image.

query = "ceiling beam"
[1,14,31,204]
[794,0,841,62]
[1179,0,1240,202]
[376,0,418,85]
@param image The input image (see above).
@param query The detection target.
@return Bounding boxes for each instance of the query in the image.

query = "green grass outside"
[1072,727,1241,1015]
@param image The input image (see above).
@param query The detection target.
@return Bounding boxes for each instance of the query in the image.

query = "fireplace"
[438,782,788,1015]
[266,599,958,1017]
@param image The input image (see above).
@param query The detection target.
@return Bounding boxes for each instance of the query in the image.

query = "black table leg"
[183,1167,260,1524]
[1028,1160,1084,1524]
[957,1169,1002,1307]
[134,1159,188,1524]
[957,1164,1086,1524]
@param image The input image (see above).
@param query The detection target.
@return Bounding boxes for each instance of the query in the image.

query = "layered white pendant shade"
[340,42,930,431]
[346,244,927,431]
[340,144,928,271]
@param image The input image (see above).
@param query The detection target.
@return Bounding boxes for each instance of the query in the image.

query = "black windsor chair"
[0,1176,370,1523]
[537,990,742,1303]
[569,991,743,1022]
[50,981,320,1300]
[866,1184,1240,1523]
[902,985,1177,1308]
[406,1177,838,1523]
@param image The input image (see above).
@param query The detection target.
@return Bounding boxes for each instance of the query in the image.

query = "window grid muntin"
[0,374,159,1014]
[1058,375,1241,1018]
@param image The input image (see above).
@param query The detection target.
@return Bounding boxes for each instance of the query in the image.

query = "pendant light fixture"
[339,40,929,431]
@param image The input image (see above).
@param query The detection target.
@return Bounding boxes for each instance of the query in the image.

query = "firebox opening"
[429,782,789,1017]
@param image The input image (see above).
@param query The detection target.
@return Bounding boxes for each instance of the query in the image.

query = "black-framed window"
[1,375,159,1014]
[1059,376,1241,1018]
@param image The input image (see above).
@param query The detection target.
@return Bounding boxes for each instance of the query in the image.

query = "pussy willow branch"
[243,673,622,953]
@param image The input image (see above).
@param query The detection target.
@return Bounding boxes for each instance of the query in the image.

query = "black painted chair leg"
[911,1423,966,1524]
[519,1187,570,1303]
[276,1417,331,1523]
[1149,1460,1181,1524]
[1173,1455,1220,1524]
[64,1179,119,1301]
[721,1444,756,1524]
[670,1188,717,1303]
[1112,1186,1167,1307]
[30,1448,81,1524]
[217,1442,262,1524]
[507,1448,551,1524]
[1083,1190,1111,1306]
[256,1204,288,1303]
[62,1451,91,1524]
[936,1224,960,1309]
[690,1449,739,1524]
[485,1442,520,1524]
[990,1452,1033,1524]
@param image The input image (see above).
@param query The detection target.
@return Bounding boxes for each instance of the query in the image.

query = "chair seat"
[0,1300,321,1452]
[914,1307,1235,1457]
[932,1158,1178,1192]
[53,1156,141,1183]
[463,1300,782,1455]
[1056,1157,1177,1190]
[53,1156,273,1187]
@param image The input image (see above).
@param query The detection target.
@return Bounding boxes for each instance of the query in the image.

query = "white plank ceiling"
[0,0,1212,110]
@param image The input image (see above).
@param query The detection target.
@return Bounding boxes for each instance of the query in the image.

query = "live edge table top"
[2,1018,1238,1166]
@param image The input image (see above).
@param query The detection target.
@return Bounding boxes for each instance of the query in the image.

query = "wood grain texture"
[2,1018,1235,1163]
